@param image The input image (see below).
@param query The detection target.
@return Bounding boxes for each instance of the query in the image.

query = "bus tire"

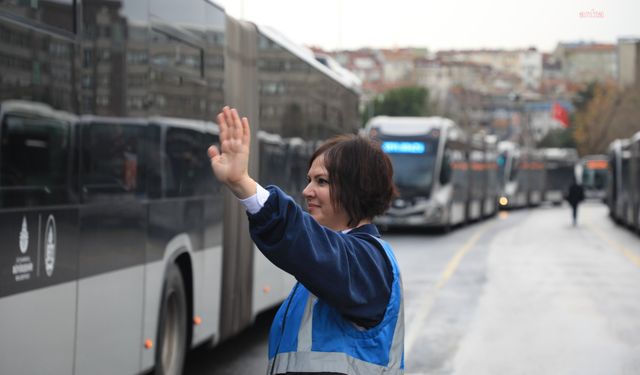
[441,205,452,234]
[441,221,451,234]
[155,264,188,375]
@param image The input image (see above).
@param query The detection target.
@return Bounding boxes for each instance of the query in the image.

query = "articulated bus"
[364,116,496,231]
[519,148,545,207]
[497,142,545,209]
[497,141,524,208]
[607,133,640,233]
[576,155,608,201]
[468,133,499,220]
[607,139,633,225]
[541,148,579,205]
[633,132,640,232]
[0,1,360,374]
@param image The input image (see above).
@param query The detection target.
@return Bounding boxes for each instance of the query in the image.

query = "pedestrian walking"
[566,179,585,226]
[207,106,404,375]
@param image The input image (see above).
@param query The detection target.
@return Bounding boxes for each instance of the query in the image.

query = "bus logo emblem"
[44,215,57,277]
[19,216,29,254]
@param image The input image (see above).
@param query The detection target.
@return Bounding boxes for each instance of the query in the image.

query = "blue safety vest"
[267,237,404,374]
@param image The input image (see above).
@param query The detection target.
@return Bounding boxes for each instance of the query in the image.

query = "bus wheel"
[441,221,451,234]
[155,264,187,375]
[441,204,452,233]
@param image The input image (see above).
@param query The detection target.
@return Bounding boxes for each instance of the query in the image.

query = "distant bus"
[541,148,579,205]
[633,132,640,232]
[366,116,466,231]
[467,133,499,219]
[365,116,496,231]
[521,148,545,207]
[482,135,500,217]
[497,141,525,208]
[576,155,608,201]
[497,142,545,209]
[607,139,634,226]
[608,133,640,232]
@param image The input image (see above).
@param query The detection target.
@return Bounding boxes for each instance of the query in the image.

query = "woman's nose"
[302,183,313,198]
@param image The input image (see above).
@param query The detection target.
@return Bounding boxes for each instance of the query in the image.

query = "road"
[185,202,640,374]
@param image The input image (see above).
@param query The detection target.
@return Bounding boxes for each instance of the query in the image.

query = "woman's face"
[302,154,350,231]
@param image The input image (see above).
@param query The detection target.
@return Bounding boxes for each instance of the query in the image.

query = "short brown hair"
[310,134,398,227]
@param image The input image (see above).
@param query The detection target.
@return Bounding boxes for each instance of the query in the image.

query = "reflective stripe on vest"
[268,351,405,375]
[267,237,404,374]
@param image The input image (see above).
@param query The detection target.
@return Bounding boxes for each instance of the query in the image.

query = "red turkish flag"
[552,102,569,128]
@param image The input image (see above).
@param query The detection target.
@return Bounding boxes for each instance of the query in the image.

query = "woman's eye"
[318,178,329,185]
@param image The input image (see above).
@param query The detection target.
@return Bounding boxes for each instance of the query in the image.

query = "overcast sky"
[215,0,639,52]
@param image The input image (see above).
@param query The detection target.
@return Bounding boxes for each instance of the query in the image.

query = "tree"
[362,86,430,124]
[537,128,576,148]
[573,82,640,155]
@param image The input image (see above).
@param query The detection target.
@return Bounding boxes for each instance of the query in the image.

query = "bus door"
[0,105,79,374]
[469,148,484,220]
[484,146,498,216]
[446,144,467,225]
[76,120,147,373]
[619,147,632,225]
[630,139,640,230]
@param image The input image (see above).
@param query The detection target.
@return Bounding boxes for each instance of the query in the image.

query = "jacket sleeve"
[247,186,392,327]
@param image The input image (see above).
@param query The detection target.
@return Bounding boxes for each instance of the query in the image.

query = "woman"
[208,106,404,375]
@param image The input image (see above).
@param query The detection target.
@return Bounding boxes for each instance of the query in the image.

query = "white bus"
[365,116,497,231]
[0,1,360,374]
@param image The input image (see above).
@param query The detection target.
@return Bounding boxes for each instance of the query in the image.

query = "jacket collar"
[349,223,381,238]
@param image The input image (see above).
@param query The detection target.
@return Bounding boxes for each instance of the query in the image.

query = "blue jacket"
[247,186,404,374]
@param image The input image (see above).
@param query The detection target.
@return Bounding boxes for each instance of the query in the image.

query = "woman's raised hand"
[208,106,256,198]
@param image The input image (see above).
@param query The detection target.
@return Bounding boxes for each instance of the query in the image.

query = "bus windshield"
[388,153,437,196]
[547,165,574,190]
[379,138,439,197]
[582,167,607,190]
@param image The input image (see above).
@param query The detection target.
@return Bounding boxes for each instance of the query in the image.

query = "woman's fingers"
[230,107,242,143]
[209,106,254,193]
[207,145,219,159]
[217,110,228,146]
[241,117,250,145]
[216,106,249,155]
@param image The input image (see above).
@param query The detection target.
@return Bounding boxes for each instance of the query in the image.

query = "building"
[617,37,640,89]
[414,58,492,105]
[436,48,542,91]
[379,48,424,84]
[332,49,384,88]
[553,42,617,84]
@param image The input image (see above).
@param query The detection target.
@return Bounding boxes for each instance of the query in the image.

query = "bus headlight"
[499,196,509,206]
[425,203,444,219]
[433,205,444,219]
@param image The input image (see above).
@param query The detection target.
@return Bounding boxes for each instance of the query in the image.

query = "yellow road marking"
[405,223,492,357]
[586,221,640,268]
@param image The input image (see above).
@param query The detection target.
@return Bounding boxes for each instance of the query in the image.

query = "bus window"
[196,131,221,196]
[496,153,506,182]
[509,157,520,181]
[0,0,75,33]
[164,127,203,197]
[81,122,146,198]
[0,113,71,207]
[150,29,204,78]
[439,150,452,185]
